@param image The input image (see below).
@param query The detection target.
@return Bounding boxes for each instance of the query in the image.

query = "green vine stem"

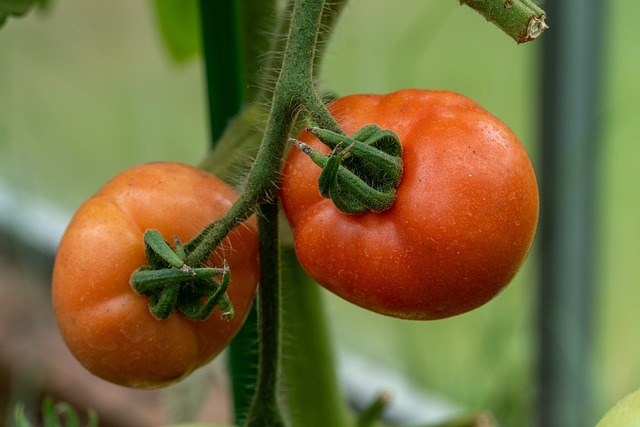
[199,0,349,183]
[460,0,548,43]
[198,1,272,422]
[228,302,259,425]
[201,0,346,424]
[199,0,258,425]
[281,248,351,427]
[190,0,547,424]
[196,0,347,424]
[187,0,341,272]
[244,200,285,427]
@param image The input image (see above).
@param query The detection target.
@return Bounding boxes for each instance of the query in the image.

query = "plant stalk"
[200,0,349,182]
[187,0,332,267]
[460,0,548,43]
[198,2,268,421]
[244,200,285,427]
[229,0,335,424]
[193,1,351,423]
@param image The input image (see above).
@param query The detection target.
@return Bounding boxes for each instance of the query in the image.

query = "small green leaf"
[174,235,186,260]
[292,124,402,215]
[163,424,235,427]
[143,229,186,270]
[153,0,201,62]
[36,0,51,9]
[317,143,349,199]
[178,261,233,321]
[149,283,180,320]
[14,397,98,427]
[13,403,33,427]
[54,401,81,427]
[130,266,223,294]
[0,0,36,28]
[41,397,60,427]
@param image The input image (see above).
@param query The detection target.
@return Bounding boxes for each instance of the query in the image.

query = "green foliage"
[0,0,36,27]
[0,0,50,28]
[164,424,234,427]
[153,0,201,62]
[14,397,99,427]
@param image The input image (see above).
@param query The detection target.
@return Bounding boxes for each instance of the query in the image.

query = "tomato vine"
[198,1,352,424]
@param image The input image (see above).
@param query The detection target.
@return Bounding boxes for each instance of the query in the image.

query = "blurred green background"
[1,1,638,426]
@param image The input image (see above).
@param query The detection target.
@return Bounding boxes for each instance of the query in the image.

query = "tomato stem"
[187,0,340,267]
[200,0,348,185]
[244,200,286,427]
[194,0,351,422]
[460,0,548,43]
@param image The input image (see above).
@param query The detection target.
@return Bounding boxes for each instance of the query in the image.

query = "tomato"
[280,89,539,320]
[52,162,259,388]
[596,387,640,427]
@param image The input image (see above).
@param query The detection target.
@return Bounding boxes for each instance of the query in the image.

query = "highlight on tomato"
[280,89,539,320]
[52,162,259,388]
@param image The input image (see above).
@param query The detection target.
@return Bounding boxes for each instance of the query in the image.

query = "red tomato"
[280,89,539,320]
[53,162,259,388]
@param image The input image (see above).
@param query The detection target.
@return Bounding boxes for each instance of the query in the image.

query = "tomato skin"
[280,89,539,320]
[52,162,259,388]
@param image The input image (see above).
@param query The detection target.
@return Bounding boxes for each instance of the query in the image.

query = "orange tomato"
[53,162,259,388]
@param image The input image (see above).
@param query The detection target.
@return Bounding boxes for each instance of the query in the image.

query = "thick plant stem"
[207,5,275,421]
[240,2,332,424]
[198,1,259,423]
[195,2,343,423]
[200,0,349,182]
[186,0,330,267]
[282,248,351,427]
[244,200,284,427]
[228,302,259,425]
[460,0,548,43]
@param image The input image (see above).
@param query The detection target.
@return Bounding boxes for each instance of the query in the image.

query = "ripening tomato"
[596,387,640,427]
[280,89,539,320]
[53,162,259,388]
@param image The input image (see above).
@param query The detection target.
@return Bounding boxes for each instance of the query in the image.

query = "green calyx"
[129,229,234,321]
[292,124,403,214]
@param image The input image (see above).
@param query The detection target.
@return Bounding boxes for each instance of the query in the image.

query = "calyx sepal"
[130,229,234,321]
[292,124,403,214]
